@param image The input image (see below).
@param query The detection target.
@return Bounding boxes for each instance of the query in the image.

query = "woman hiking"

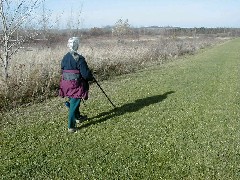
[59,37,94,133]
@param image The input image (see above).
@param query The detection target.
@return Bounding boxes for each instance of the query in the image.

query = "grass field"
[1,38,240,179]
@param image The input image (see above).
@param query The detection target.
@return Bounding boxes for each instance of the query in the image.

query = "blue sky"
[46,0,240,28]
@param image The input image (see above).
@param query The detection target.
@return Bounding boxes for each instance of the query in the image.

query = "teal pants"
[68,98,81,128]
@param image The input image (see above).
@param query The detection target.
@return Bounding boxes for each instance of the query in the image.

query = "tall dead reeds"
[0,35,227,111]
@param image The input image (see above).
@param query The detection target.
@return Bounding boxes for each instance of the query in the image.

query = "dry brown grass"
[0,35,228,110]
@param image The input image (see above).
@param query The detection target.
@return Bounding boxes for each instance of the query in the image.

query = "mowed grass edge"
[1,38,240,179]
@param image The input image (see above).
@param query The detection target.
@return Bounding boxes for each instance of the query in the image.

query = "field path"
[1,38,240,179]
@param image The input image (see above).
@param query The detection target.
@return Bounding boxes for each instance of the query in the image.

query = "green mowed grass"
[1,39,240,179]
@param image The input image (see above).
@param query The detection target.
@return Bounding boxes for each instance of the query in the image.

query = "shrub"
[0,35,227,111]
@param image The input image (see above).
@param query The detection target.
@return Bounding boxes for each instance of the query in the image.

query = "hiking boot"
[76,115,88,123]
[68,128,78,133]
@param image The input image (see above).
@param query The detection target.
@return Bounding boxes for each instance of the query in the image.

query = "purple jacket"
[59,70,89,99]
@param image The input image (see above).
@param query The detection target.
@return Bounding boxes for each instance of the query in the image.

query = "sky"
[45,0,240,28]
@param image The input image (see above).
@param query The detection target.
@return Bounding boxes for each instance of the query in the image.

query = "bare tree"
[112,18,131,41]
[0,0,42,82]
[41,0,49,39]
[75,3,83,36]
[66,3,84,37]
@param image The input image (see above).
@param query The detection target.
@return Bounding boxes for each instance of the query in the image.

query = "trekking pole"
[93,77,116,108]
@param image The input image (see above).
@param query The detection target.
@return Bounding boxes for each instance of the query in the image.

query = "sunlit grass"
[1,38,239,179]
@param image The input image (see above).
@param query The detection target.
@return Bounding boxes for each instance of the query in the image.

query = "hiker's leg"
[74,99,81,119]
[68,98,81,128]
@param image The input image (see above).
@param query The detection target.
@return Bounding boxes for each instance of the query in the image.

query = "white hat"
[67,37,80,52]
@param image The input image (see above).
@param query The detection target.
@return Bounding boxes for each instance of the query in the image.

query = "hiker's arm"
[79,57,94,81]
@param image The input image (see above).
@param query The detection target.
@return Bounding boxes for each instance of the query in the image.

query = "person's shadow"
[79,91,175,129]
